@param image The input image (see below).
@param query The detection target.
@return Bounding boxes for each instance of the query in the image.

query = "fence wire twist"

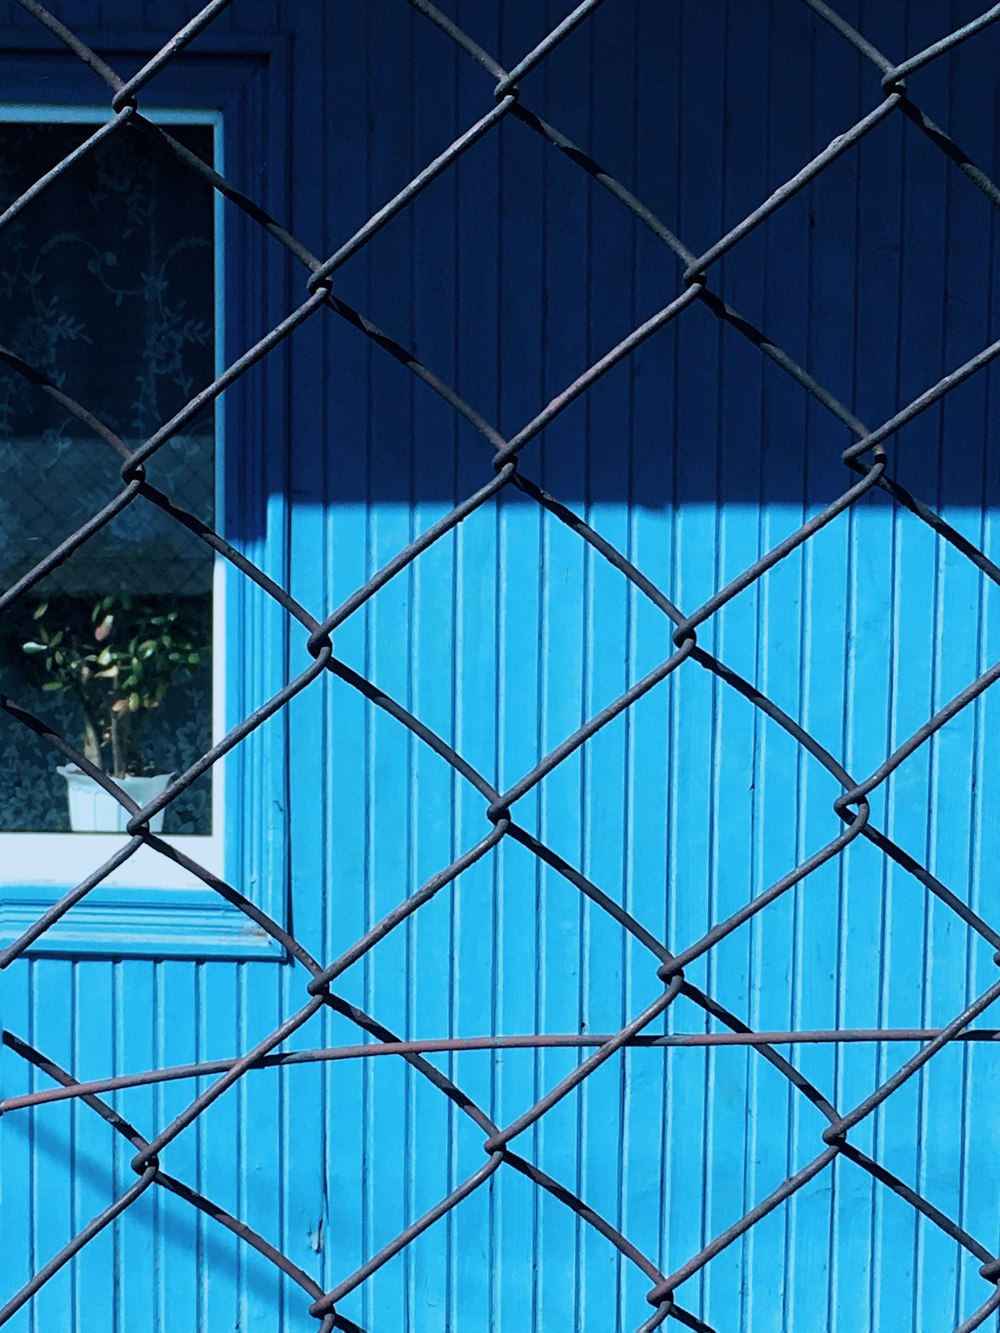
[1,1,1000,1329]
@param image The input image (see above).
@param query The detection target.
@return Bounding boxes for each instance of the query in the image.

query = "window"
[0,107,222,858]
[0,47,290,958]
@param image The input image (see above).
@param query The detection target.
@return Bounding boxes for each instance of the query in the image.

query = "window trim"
[0,39,292,960]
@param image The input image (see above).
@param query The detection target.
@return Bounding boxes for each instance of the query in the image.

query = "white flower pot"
[57,765,173,833]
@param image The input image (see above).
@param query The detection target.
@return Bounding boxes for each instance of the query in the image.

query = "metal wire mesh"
[2,1,1000,1328]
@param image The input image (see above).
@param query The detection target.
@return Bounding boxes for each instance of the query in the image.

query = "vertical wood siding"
[2,1,1000,1329]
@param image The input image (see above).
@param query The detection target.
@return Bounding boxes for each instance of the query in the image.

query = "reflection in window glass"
[0,118,216,834]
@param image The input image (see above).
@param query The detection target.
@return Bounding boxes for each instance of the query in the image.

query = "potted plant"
[21,594,207,832]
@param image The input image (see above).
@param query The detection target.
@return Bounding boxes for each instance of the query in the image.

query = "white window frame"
[0,104,227,893]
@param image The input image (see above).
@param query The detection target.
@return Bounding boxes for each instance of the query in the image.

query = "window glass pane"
[0,118,216,835]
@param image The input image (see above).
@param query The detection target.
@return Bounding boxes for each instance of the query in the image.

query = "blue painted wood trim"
[0,42,293,961]
[0,886,280,959]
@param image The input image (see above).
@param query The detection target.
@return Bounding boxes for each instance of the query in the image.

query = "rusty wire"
[1,1,1000,1329]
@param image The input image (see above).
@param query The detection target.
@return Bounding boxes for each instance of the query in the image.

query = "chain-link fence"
[2,0,1000,1329]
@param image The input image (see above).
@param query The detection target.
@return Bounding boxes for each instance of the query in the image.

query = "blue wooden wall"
[2,1,1000,1329]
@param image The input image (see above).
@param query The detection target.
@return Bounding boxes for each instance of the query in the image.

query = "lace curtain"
[0,119,216,834]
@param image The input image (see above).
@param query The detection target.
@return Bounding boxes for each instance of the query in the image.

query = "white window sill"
[0,831,224,891]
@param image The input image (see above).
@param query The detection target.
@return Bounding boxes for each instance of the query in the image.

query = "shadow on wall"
[0,0,997,530]
[269,0,1000,511]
